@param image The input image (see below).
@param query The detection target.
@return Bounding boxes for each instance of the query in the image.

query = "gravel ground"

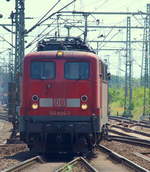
[0,121,12,144]
[0,144,28,171]
[0,108,28,171]
[101,140,150,170]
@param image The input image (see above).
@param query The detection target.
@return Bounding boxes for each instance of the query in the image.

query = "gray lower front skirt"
[19,115,100,134]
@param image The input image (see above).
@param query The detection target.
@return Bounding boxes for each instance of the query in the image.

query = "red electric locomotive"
[19,37,109,154]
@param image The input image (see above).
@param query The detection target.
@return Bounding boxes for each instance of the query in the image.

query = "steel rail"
[141,120,150,125]
[109,116,150,126]
[2,156,44,172]
[0,114,9,121]
[135,123,150,128]
[110,125,150,137]
[108,135,150,147]
[109,115,137,122]
[108,128,136,137]
[109,119,150,129]
[55,157,98,172]
[97,145,149,172]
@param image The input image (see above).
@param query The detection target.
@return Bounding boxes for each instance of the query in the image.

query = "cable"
[28,26,58,52]
[97,28,114,48]
[26,0,61,34]
[26,1,77,49]
[34,0,61,28]
[0,35,14,48]
[132,15,143,26]
[94,0,109,11]
[59,15,84,32]
[26,17,70,51]
[99,28,124,49]
[26,25,57,50]
[26,0,76,34]
[26,20,56,48]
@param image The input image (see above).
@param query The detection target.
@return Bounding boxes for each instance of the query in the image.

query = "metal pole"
[64,25,71,37]
[64,24,148,29]
[83,13,88,42]
[116,50,121,88]
[142,4,150,117]
[14,0,25,101]
[56,14,60,37]
[58,11,149,15]
[123,16,132,118]
[143,17,148,115]
[148,4,150,118]
[11,0,25,130]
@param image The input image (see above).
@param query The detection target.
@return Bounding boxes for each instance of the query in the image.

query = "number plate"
[53,98,66,107]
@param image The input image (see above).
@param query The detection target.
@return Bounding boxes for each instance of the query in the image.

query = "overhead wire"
[26,0,62,34]
[28,26,59,52]
[59,15,84,33]
[33,0,61,28]
[0,35,14,48]
[26,20,56,48]
[26,0,77,49]
[97,27,114,48]
[26,13,83,50]
[40,0,76,25]
[132,15,143,26]
[27,17,70,51]
[94,0,109,11]
[26,0,76,34]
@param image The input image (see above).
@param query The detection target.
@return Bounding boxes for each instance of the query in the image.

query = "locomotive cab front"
[19,38,108,154]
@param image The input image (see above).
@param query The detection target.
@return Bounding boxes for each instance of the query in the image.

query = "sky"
[0,0,150,78]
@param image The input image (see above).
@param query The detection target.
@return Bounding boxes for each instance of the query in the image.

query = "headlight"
[32,103,38,109]
[81,104,88,110]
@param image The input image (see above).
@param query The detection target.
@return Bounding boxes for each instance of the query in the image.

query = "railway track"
[94,145,149,172]
[108,115,150,142]
[2,156,44,172]
[0,113,9,121]
[2,144,149,172]
[107,135,150,147]
[108,128,135,137]
[56,157,97,172]
[108,123,150,146]
[2,154,66,172]
[109,125,150,138]
[109,115,150,126]
[110,125,150,138]
[57,145,149,172]
[0,113,149,171]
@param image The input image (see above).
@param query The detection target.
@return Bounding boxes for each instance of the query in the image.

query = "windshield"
[31,61,55,80]
[64,62,89,80]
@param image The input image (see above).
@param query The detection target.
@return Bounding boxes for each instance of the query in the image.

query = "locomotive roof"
[25,50,99,61]
[37,37,95,53]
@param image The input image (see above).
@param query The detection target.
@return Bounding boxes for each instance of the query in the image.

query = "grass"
[109,87,149,120]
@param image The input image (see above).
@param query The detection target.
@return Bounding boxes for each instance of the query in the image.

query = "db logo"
[53,98,66,107]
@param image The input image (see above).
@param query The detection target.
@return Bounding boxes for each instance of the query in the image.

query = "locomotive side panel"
[101,81,108,127]
[99,61,108,129]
